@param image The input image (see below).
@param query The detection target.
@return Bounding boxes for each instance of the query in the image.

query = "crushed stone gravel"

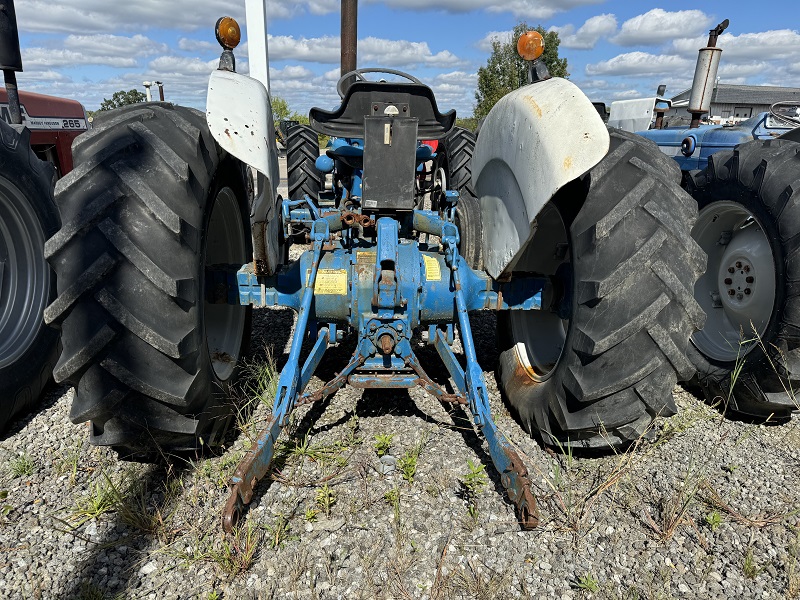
[1,308,798,600]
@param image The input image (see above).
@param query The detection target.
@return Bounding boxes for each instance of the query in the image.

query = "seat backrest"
[309,80,455,140]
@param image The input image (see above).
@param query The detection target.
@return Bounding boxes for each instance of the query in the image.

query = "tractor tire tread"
[500,128,706,449]
[688,138,800,418]
[46,103,244,452]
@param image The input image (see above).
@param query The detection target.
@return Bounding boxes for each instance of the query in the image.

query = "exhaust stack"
[340,0,358,93]
[688,19,729,128]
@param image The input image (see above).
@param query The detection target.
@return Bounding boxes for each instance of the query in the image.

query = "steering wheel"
[336,68,424,98]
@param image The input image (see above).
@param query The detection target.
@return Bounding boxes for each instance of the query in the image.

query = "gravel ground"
[1,306,798,600]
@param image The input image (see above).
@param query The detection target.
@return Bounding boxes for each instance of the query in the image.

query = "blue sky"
[13,1,800,118]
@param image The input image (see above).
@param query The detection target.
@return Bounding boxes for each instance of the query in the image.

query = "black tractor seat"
[309,80,455,140]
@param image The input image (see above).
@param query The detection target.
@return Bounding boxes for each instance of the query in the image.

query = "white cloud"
[672,30,800,63]
[64,34,168,57]
[551,14,617,50]
[178,38,217,53]
[586,52,693,77]
[476,31,512,52]
[22,48,138,69]
[612,9,712,47]
[22,34,167,70]
[266,34,464,68]
[371,0,603,20]
[270,65,315,80]
[14,1,332,34]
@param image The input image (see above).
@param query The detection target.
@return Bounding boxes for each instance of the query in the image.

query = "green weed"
[315,484,337,517]
[398,431,430,485]
[68,472,121,528]
[704,510,723,531]
[743,547,761,579]
[374,433,395,457]
[264,512,296,549]
[576,572,600,593]
[459,460,488,523]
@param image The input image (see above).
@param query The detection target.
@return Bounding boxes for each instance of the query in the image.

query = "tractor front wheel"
[498,129,707,449]
[45,104,251,455]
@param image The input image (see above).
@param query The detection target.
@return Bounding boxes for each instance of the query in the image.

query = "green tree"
[99,89,147,111]
[271,95,291,122]
[474,23,568,119]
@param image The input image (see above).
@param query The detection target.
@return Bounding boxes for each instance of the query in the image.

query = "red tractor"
[0,0,88,432]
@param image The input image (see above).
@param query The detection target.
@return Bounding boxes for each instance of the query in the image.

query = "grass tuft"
[10,452,37,478]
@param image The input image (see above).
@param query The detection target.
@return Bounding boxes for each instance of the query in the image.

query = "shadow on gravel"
[0,381,70,443]
[55,461,191,600]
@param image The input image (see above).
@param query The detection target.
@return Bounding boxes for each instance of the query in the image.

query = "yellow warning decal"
[423,255,441,281]
[306,269,348,295]
[356,251,375,264]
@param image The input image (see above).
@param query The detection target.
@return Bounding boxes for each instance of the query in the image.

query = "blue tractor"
[43,3,706,529]
[611,20,800,421]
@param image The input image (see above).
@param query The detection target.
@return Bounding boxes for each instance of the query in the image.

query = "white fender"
[207,70,282,274]
[473,78,610,279]
[207,69,279,192]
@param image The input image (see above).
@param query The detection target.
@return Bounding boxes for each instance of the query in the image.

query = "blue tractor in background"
[610,19,800,421]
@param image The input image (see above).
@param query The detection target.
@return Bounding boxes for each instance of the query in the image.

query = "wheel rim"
[508,202,570,380]
[204,187,247,382]
[691,201,776,362]
[0,176,49,369]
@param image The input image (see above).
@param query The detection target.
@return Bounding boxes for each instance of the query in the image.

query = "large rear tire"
[687,139,800,419]
[0,121,60,432]
[44,103,251,455]
[498,129,707,449]
[286,124,323,201]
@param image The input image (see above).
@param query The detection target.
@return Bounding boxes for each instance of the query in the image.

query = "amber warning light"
[517,30,544,61]
[215,16,241,50]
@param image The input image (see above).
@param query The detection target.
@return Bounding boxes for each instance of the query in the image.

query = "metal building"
[667,84,800,122]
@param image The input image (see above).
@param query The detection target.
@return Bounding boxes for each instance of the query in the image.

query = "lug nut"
[744,265,750,273]
[736,261,742,269]
[737,293,743,300]
[746,276,754,283]
[728,267,735,273]
[728,289,736,296]
[724,278,732,285]
[745,288,751,295]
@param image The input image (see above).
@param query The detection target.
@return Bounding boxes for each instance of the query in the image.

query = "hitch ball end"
[215,16,241,50]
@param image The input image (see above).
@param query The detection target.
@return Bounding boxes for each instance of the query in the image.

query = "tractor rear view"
[43,1,706,530]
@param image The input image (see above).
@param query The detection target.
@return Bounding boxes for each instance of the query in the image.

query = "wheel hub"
[691,201,776,362]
